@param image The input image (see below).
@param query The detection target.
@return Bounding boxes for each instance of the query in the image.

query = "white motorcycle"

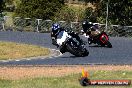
[57,30,89,57]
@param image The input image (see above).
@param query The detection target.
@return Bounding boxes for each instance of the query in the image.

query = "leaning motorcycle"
[57,31,89,57]
[88,31,112,48]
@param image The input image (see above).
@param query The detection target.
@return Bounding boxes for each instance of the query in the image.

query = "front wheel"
[106,41,112,48]
[67,44,89,57]
[79,47,89,57]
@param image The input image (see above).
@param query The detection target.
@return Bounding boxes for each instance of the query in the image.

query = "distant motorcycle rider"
[51,23,84,53]
[81,20,100,44]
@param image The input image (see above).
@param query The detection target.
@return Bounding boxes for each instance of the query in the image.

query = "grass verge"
[0,41,50,60]
[0,70,132,88]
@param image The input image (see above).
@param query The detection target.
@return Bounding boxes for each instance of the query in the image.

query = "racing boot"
[88,38,93,45]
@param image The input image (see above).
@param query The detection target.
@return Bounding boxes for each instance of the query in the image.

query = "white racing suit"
[51,30,84,53]
[56,31,71,46]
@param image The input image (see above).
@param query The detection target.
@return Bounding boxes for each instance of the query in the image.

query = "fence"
[0,16,132,37]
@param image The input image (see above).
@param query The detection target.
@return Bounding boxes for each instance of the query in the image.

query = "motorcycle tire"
[106,41,112,48]
[79,47,89,57]
[67,44,89,57]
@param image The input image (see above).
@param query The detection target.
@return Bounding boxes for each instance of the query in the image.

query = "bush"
[54,5,85,22]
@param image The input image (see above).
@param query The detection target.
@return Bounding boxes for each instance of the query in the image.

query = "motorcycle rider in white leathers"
[51,23,84,53]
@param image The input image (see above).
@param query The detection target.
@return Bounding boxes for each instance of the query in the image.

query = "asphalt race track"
[0,31,132,65]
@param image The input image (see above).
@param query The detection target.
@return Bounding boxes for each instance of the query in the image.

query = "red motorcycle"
[88,31,112,48]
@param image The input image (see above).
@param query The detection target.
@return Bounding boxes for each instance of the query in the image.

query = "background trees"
[15,0,64,19]
[108,0,132,25]
[83,0,132,25]
[54,5,86,22]
[1,0,132,25]
[0,0,5,17]
[98,0,132,25]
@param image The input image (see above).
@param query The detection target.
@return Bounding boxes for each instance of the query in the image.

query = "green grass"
[0,71,132,88]
[0,41,50,60]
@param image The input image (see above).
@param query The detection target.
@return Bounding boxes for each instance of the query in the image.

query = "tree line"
[1,0,132,25]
